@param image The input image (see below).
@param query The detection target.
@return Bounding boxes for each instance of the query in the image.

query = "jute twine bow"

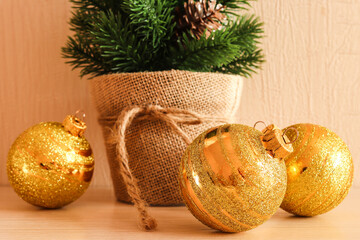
[106,105,228,231]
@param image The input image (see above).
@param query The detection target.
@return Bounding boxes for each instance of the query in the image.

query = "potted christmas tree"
[62,0,263,230]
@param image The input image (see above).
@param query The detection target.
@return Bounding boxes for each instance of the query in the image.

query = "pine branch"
[213,49,264,76]
[62,0,264,78]
[217,0,252,9]
[70,0,125,14]
[69,9,99,34]
[233,14,263,46]
[170,28,242,71]
[170,14,263,75]
[213,15,264,76]
[217,0,254,17]
[91,11,153,72]
[62,34,111,77]
[69,0,129,34]
[122,0,176,50]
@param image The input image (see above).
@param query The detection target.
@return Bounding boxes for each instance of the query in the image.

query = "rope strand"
[110,105,228,231]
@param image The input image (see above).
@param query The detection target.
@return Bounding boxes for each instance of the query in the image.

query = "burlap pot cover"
[90,70,243,206]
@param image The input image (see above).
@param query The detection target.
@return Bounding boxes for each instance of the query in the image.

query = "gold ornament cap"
[62,115,86,137]
[261,124,294,159]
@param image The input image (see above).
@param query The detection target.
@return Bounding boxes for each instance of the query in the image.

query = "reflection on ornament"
[179,124,292,232]
[7,115,94,208]
[281,123,353,216]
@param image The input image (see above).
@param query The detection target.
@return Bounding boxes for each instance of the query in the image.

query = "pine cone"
[176,0,226,39]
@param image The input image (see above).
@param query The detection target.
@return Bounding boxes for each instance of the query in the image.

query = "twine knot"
[106,105,228,231]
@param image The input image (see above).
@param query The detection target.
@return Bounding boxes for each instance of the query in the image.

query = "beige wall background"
[0,0,359,188]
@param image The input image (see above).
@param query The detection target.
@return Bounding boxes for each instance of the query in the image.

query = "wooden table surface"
[0,186,359,240]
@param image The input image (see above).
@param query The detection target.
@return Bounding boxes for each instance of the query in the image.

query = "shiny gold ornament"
[281,123,353,216]
[7,115,94,208]
[179,124,292,232]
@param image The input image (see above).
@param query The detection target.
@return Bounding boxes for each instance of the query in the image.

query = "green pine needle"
[170,27,242,72]
[92,11,153,72]
[123,0,176,50]
[217,0,252,9]
[62,0,264,78]
[62,34,110,77]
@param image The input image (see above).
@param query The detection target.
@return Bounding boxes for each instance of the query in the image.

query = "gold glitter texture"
[7,118,94,208]
[281,123,353,216]
[179,124,288,232]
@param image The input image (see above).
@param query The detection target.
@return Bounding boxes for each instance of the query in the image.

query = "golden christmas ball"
[179,124,293,232]
[7,115,94,208]
[281,123,353,216]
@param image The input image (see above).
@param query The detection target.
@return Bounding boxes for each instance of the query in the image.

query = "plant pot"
[90,70,243,206]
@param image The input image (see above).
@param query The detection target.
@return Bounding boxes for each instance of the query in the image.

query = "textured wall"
[241,0,360,186]
[0,0,110,187]
[0,0,359,187]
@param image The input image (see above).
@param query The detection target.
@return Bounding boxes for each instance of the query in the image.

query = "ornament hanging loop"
[282,127,299,144]
[75,109,86,121]
[253,121,267,130]
[260,124,294,159]
[63,111,87,137]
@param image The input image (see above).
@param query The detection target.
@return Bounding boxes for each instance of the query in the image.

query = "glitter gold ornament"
[281,123,353,216]
[7,115,94,208]
[179,123,293,232]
